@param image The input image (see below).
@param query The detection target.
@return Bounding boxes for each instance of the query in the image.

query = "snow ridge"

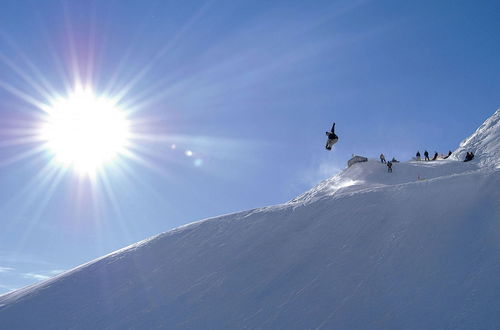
[294,109,500,204]
[0,110,499,329]
[452,108,500,167]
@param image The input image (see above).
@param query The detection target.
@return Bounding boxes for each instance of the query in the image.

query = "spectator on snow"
[391,157,399,163]
[424,150,430,161]
[380,153,386,164]
[387,161,393,173]
[443,150,452,159]
[431,152,438,161]
[416,151,421,161]
[464,152,475,162]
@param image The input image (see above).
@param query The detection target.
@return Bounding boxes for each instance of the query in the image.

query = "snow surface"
[451,108,500,167]
[0,110,499,329]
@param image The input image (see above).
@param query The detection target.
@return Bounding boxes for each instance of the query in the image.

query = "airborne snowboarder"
[325,122,338,150]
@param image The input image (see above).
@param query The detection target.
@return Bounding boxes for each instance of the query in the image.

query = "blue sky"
[0,0,498,293]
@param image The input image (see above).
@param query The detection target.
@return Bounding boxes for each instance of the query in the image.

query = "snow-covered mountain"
[451,108,500,167]
[1,110,499,329]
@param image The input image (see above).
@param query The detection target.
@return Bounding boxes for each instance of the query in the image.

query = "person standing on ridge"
[424,150,430,161]
[416,151,421,161]
[380,153,386,163]
[387,161,393,173]
[432,152,438,161]
[443,150,452,159]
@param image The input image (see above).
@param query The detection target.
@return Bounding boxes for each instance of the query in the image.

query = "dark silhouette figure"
[443,150,452,159]
[416,151,421,161]
[387,161,393,173]
[424,150,430,161]
[464,152,475,162]
[431,152,438,161]
[380,153,386,164]
[325,122,338,150]
[391,157,399,163]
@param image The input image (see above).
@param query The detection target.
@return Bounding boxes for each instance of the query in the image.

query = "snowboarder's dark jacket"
[326,123,338,140]
[327,132,337,140]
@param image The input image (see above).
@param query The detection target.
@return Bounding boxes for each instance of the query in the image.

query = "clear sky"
[0,0,498,293]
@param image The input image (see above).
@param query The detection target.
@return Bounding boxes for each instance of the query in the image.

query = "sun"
[41,89,130,174]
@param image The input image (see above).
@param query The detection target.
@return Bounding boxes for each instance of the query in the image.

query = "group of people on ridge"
[379,154,398,173]
[415,150,474,162]
[380,147,474,173]
[415,150,453,161]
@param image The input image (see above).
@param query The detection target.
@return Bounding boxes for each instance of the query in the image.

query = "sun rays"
[0,0,267,239]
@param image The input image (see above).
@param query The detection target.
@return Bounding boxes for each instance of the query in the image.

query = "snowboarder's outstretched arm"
[331,122,336,134]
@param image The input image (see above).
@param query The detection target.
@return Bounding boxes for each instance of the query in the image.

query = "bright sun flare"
[41,89,130,174]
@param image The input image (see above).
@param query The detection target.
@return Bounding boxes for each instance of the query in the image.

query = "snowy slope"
[452,108,500,167]
[294,109,500,204]
[291,158,481,204]
[0,111,499,329]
